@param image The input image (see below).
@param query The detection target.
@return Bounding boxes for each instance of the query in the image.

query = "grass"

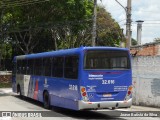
[0,82,12,88]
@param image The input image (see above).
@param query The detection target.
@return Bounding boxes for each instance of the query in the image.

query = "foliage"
[131,38,137,46]
[0,42,12,59]
[0,0,124,57]
[154,38,160,42]
[0,82,12,88]
[96,6,124,47]
[1,0,93,54]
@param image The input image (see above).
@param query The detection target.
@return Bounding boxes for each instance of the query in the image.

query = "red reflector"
[128,86,132,91]
[81,87,86,93]
[82,92,87,96]
[128,91,131,95]
[88,102,92,104]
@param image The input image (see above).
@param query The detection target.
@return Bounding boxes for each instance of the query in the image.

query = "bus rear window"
[84,50,130,70]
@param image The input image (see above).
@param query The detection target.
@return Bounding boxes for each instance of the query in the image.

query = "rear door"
[12,59,17,93]
[80,50,132,102]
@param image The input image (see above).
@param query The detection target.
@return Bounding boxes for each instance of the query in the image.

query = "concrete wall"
[0,75,12,83]
[0,71,12,83]
[132,56,160,107]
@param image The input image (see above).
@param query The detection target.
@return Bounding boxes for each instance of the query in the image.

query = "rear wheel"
[43,91,51,109]
[17,85,23,99]
[112,107,115,110]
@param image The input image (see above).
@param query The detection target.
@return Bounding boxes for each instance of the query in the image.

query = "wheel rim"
[44,92,49,108]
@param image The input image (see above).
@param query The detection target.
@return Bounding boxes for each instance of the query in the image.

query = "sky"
[97,0,160,44]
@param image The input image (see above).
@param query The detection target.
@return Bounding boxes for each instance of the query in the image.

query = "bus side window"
[27,59,34,75]
[12,62,16,77]
[64,56,79,79]
[52,57,64,78]
[21,59,27,75]
[34,58,43,76]
[17,60,22,74]
[43,57,52,77]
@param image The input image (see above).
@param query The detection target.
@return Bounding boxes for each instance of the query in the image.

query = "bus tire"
[43,91,51,109]
[17,85,23,99]
[112,107,116,110]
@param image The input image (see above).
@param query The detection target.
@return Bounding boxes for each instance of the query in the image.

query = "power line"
[143,23,160,24]
[142,20,160,21]
[133,10,159,13]
[1,0,46,5]
[142,26,160,27]
[99,0,105,8]
[0,0,49,8]
[118,19,126,23]
[132,22,160,25]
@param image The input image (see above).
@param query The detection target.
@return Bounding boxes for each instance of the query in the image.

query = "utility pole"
[92,0,97,46]
[115,0,132,49]
[126,0,132,49]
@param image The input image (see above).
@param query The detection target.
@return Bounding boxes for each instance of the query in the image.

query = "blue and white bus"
[12,46,132,110]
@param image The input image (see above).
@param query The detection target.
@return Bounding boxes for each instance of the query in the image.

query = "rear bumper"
[78,98,132,110]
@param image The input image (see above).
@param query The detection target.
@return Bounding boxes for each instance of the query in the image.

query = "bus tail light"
[124,85,132,101]
[80,86,89,102]
[128,91,131,95]
[82,92,87,96]
[128,86,132,91]
[81,87,86,93]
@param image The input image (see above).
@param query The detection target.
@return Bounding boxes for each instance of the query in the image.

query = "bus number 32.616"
[102,80,115,84]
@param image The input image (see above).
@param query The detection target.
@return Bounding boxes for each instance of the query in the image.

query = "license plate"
[103,94,112,97]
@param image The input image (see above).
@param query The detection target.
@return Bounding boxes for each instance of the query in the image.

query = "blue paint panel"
[12,47,131,110]
[51,95,78,110]
[26,75,79,110]
[80,70,132,102]
[47,77,79,110]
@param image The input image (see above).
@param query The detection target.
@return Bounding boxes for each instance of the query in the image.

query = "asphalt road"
[0,88,160,120]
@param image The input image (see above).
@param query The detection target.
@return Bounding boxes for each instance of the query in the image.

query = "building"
[130,41,160,56]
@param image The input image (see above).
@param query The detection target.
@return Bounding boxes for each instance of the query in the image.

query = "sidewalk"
[129,105,160,111]
[116,105,160,112]
[0,88,12,94]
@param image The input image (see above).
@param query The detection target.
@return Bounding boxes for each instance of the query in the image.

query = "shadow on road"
[14,95,44,108]
[13,95,125,119]
[51,107,123,119]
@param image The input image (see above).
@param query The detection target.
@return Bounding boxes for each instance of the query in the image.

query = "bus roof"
[14,46,129,60]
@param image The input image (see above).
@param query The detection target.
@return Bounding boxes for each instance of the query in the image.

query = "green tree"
[2,0,93,54]
[96,6,124,46]
[154,38,160,42]
[1,1,125,56]
[131,38,137,46]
